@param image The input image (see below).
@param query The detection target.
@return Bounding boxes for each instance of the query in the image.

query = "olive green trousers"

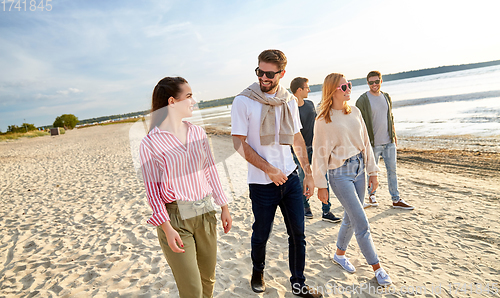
[157,202,218,298]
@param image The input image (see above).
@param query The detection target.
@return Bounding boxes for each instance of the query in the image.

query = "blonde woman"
[312,73,391,286]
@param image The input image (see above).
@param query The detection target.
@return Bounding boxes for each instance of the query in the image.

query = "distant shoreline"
[69,59,500,127]
[339,59,500,90]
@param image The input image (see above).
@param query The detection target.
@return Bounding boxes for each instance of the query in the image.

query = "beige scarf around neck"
[239,82,295,145]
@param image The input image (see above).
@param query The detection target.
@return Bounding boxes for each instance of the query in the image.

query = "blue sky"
[1,0,499,131]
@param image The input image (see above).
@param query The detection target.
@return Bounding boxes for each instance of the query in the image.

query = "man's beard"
[259,79,279,93]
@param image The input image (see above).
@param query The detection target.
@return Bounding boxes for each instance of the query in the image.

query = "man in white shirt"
[356,71,414,210]
[231,49,321,298]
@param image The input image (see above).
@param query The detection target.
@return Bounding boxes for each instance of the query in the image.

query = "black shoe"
[304,207,313,219]
[292,284,323,297]
[322,212,341,223]
[251,269,265,293]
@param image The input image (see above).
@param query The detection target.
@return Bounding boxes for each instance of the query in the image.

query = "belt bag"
[177,194,215,220]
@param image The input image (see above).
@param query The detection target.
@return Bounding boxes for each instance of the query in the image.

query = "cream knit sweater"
[312,106,379,189]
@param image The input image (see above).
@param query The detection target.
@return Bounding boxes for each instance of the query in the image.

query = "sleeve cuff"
[147,212,169,227]
[313,175,328,189]
[213,192,229,206]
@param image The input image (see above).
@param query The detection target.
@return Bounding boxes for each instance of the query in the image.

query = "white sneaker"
[333,254,356,273]
[363,194,378,209]
[392,199,414,210]
[375,268,392,286]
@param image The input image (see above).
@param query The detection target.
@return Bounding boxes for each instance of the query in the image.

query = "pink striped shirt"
[139,121,228,226]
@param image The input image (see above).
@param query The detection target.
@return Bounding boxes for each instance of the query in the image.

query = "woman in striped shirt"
[140,77,232,298]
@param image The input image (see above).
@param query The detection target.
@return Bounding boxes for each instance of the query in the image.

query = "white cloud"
[56,88,83,95]
[1,0,500,132]
[143,22,192,38]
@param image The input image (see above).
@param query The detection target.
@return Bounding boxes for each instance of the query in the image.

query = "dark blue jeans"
[249,170,306,288]
[293,151,331,213]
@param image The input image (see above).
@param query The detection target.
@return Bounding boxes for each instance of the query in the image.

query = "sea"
[189,65,500,137]
[129,65,500,176]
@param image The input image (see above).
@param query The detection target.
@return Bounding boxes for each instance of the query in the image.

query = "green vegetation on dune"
[5,123,37,133]
[53,114,79,129]
[0,126,65,141]
[77,112,148,127]
[77,117,145,128]
[0,130,50,141]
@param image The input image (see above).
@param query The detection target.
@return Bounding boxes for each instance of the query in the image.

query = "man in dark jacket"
[356,71,414,210]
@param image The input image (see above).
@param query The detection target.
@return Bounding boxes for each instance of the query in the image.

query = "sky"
[1,0,500,132]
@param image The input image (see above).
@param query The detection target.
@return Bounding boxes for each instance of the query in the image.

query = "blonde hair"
[317,73,351,123]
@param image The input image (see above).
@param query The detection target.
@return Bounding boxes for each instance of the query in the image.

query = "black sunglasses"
[368,79,381,85]
[255,67,283,79]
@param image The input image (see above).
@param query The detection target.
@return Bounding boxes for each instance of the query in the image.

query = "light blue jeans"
[329,153,379,265]
[370,142,400,202]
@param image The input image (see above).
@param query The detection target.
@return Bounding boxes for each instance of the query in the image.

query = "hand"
[317,188,329,204]
[220,205,232,234]
[368,176,379,193]
[267,166,287,186]
[303,175,315,199]
[161,221,185,253]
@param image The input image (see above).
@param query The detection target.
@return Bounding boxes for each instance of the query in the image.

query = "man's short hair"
[367,70,382,81]
[290,77,309,94]
[258,49,287,71]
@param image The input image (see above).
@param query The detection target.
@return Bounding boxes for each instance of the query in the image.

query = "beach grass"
[0,130,49,141]
[0,128,67,141]
[100,118,145,126]
[77,117,145,129]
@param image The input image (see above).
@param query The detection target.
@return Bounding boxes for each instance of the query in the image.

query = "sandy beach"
[1,122,499,297]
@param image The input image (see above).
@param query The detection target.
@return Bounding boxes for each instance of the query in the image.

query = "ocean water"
[190,65,500,137]
[130,66,500,176]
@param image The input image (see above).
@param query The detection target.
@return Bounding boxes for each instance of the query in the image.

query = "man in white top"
[355,70,414,210]
[231,49,322,298]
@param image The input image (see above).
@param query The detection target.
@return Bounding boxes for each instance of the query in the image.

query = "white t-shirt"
[231,91,302,184]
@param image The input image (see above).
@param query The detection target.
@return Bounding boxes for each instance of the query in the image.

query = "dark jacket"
[355,91,396,147]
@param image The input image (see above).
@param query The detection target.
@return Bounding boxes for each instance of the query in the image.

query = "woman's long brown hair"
[149,77,188,131]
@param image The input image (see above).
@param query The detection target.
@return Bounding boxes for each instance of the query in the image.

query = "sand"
[0,122,499,297]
